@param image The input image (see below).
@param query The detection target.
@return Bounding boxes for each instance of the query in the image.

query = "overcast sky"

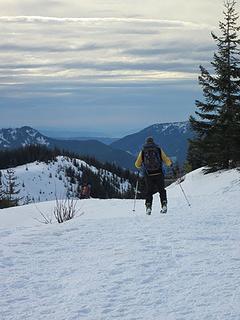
[0,0,238,137]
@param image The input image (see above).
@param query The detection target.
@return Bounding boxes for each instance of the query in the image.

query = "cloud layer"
[0,16,214,84]
[0,0,233,135]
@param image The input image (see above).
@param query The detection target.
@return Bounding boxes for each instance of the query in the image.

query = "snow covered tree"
[3,168,21,207]
[189,0,240,172]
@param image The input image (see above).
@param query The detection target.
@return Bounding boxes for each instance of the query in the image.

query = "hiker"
[135,136,173,214]
[80,183,91,199]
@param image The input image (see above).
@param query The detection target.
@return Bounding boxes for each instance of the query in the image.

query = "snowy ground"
[1,168,240,320]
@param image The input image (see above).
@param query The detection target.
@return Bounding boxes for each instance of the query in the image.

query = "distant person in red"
[80,183,91,199]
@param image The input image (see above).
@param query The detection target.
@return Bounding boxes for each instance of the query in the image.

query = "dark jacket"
[135,143,172,176]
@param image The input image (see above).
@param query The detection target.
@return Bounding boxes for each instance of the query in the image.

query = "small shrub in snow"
[53,198,79,223]
[36,197,80,224]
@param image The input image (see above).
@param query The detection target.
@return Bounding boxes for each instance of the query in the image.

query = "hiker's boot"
[145,203,152,215]
[161,200,167,214]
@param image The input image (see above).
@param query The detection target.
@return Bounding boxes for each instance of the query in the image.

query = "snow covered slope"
[0,156,132,204]
[0,168,240,320]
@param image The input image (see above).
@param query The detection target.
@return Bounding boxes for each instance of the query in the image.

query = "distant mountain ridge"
[0,122,193,168]
[0,126,135,170]
[0,126,49,149]
[110,121,193,165]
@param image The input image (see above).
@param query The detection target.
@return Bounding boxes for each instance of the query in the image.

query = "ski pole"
[132,179,139,212]
[171,165,191,207]
[178,180,191,207]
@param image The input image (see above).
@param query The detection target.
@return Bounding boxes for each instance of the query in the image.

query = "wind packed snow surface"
[0,168,240,320]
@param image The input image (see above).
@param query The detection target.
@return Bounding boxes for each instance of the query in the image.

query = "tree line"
[187,0,240,173]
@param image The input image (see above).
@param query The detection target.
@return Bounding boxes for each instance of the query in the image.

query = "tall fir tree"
[188,0,240,172]
[3,168,21,207]
[0,171,2,196]
[0,171,4,208]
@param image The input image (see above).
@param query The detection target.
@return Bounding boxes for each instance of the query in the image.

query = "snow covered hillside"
[1,168,240,320]
[0,156,132,204]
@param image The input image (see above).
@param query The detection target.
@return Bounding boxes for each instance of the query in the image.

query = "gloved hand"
[138,168,145,178]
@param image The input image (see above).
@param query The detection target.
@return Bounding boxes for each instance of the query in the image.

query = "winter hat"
[145,136,154,144]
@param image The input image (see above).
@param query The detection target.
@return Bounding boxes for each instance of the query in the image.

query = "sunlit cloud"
[0,16,214,29]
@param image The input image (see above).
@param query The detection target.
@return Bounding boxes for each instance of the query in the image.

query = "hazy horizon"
[0,118,190,139]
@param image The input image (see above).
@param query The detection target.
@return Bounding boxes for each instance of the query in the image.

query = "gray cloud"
[0,2,226,134]
[124,43,215,56]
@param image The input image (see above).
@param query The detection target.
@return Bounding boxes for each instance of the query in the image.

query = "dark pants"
[144,173,167,208]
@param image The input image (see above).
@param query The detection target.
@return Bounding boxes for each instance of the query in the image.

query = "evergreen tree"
[0,172,6,209]
[0,172,4,204]
[3,168,21,207]
[189,0,240,172]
